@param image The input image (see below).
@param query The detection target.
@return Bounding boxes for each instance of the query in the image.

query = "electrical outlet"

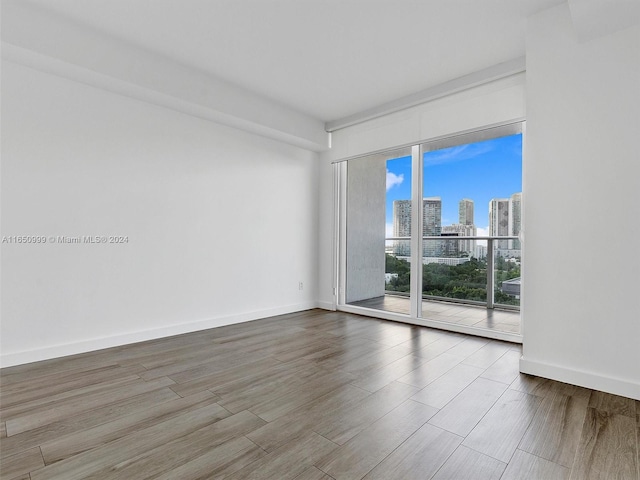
[299,282,304,290]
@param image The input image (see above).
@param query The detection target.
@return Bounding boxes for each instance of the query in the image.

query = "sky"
[385,133,522,236]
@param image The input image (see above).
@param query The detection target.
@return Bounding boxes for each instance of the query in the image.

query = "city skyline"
[385,133,522,236]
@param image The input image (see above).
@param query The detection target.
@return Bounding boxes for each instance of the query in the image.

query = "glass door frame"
[334,122,524,343]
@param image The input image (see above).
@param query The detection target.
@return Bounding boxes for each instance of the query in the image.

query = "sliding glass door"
[420,125,522,334]
[338,123,523,339]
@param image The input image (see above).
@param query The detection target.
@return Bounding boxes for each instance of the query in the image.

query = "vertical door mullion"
[337,161,347,306]
[332,162,340,309]
[486,238,494,309]
[410,145,423,318]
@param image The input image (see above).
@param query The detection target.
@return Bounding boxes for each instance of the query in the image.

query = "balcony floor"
[348,295,521,334]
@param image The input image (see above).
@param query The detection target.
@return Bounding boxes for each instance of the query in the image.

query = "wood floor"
[1,309,637,480]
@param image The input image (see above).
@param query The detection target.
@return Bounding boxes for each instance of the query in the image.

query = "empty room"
[1,0,639,479]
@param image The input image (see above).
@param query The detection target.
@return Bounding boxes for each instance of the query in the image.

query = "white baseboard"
[0,301,318,368]
[316,301,336,311]
[520,357,640,401]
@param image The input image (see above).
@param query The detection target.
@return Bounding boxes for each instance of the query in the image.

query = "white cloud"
[424,143,494,167]
[386,169,404,191]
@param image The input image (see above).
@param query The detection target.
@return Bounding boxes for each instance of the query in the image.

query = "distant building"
[423,257,470,266]
[392,200,412,255]
[440,232,460,257]
[392,197,443,257]
[475,244,487,259]
[442,223,476,255]
[459,198,474,226]
[488,194,522,252]
[501,277,521,298]
[423,197,442,257]
[509,192,522,250]
[395,256,471,266]
[489,198,510,249]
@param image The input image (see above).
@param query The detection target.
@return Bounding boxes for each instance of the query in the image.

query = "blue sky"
[385,133,522,235]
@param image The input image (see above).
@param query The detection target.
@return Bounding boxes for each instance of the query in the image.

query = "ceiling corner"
[568,0,640,42]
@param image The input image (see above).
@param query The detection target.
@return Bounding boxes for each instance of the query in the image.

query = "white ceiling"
[17,0,565,122]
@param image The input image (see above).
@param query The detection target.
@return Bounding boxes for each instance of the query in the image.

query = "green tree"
[386,254,519,306]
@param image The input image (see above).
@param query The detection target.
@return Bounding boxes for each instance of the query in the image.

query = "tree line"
[385,254,520,305]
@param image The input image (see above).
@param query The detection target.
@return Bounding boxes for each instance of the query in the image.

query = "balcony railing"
[384,236,520,310]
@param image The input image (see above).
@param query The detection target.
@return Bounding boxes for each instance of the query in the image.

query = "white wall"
[1,61,319,366]
[521,4,640,399]
[317,154,337,310]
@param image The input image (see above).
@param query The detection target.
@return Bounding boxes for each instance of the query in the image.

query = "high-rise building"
[392,197,443,256]
[488,194,522,253]
[459,199,474,226]
[509,192,522,249]
[423,197,442,256]
[489,198,510,249]
[456,198,476,254]
[393,200,411,238]
[392,200,411,255]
